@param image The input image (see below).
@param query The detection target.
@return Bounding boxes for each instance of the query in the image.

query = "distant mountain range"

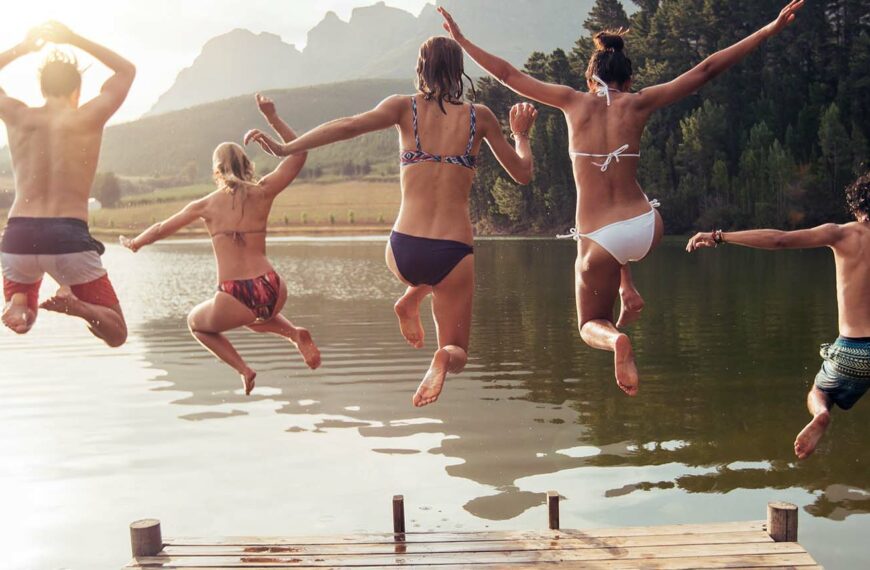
[148,0,594,115]
[101,79,410,178]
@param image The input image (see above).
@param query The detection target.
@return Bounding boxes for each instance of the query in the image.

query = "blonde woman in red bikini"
[121,95,321,395]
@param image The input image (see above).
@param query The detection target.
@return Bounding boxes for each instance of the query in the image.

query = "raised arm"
[120,198,207,252]
[0,27,43,123]
[41,21,135,125]
[255,93,299,144]
[439,7,575,110]
[686,223,844,253]
[245,95,405,158]
[479,103,537,185]
[250,93,306,195]
[637,1,804,112]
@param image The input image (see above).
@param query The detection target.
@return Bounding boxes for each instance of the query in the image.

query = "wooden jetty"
[124,494,820,569]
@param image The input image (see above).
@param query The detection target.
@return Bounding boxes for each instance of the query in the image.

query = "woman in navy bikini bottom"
[120,95,321,395]
[245,36,537,407]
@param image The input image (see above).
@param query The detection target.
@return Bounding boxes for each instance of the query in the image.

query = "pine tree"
[584,0,630,35]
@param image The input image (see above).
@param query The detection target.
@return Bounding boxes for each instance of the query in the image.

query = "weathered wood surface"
[124,521,820,569]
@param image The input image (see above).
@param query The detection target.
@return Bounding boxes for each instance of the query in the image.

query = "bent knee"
[105,333,127,348]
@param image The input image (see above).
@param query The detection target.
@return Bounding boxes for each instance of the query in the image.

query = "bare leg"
[616,264,644,329]
[247,314,322,369]
[794,386,832,460]
[188,293,261,395]
[40,287,127,347]
[413,255,473,408]
[394,285,431,348]
[576,240,639,396]
[2,293,37,334]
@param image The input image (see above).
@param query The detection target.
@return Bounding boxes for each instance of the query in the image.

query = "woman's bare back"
[394,96,483,244]
[201,187,275,282]
[563,90,653,232]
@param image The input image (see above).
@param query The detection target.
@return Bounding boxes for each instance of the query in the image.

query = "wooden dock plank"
[128,552,819,568]
[165,520,768,546]
[129,540,808,566]
[160,530,774,557]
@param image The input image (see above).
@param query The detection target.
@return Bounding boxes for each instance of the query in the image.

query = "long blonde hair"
[212,142,258,202]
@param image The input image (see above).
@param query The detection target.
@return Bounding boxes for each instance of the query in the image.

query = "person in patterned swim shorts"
[687,170,870,459]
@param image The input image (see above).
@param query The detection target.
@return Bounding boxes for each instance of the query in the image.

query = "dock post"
[547,491,560,530]
[130,519,163,557]
[767,502,798,542]
[393,495,406,534]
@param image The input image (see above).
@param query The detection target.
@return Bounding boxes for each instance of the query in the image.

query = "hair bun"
[593,30,626,52]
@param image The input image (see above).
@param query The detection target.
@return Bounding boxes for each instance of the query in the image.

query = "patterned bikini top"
[400,97,477,170]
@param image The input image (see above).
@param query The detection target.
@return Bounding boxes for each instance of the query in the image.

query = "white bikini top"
[569,75,640,172]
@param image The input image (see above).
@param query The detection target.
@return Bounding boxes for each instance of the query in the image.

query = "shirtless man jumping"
[687,171,870,459]
[0,22,135,346]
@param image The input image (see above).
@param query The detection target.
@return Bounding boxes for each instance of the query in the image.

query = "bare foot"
[40,287,86,317]
[292,328,322,370]
[241,368,257,395]
[614,334,639,396]
[413,348,450,407]
[2,293,35,334]
[794,412,831,460]
[394,296,425,348]
[616,287,645,329]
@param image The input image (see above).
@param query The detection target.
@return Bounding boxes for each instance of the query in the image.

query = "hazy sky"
[0,0,433,141]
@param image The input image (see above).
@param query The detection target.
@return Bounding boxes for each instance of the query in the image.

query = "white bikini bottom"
[558,202,659,266]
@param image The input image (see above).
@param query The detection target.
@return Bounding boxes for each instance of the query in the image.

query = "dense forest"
[471,0,870,234]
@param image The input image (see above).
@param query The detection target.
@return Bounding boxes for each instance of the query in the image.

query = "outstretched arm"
[480,103,537,185]
[686,223,844,253]
[439,7,575,110]
[120,199,207,252]
[638,1,804,112]
[41,21,135,125]
[245,95,404,157]
[0,27,44,122]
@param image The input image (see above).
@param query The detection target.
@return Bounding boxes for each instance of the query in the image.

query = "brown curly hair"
[415,36,475,114]
[846,171,870,221]
[586,29,633,88]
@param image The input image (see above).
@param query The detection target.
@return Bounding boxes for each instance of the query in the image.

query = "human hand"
[685,232,718,252]
[256,93,276,117]
[438,7,465,43]
[18,26,46,54]
[119,235,139,252]
[243,129,285,156]
[39,21,77,45]
[509,102,538,137]
[765,0,805,37]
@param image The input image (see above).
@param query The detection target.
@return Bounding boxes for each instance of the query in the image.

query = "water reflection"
[134,239,868,524]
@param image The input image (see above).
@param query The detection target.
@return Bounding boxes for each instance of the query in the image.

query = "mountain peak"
[148,0,595,116]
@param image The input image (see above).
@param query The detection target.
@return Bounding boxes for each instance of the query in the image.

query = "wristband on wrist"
[511,131,529,141]
[712,229,725,246]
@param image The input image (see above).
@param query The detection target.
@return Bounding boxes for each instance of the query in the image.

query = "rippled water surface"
[1,237,867,569]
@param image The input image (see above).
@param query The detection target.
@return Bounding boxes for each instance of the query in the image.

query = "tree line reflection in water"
[133,239,868,522]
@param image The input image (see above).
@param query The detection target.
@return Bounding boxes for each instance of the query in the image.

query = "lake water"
[1,237,867,569]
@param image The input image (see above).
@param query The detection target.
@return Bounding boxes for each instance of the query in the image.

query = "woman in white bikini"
[439,1,804,395]
[120,95,321,395]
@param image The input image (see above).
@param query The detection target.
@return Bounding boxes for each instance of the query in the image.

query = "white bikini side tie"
[556,227,582,241]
